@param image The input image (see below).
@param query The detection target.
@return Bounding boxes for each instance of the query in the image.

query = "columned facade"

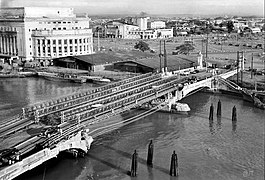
[0,7,93,62]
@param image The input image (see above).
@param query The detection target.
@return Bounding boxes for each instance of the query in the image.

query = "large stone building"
[0,7,93,63]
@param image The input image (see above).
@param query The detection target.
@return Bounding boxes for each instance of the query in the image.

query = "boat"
[139,98,191,114]
[93,78,111,85]
[38,72,86,83]
[0,73,25,78]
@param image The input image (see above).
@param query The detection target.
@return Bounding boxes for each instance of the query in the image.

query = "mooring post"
[209,103,214,121]
[170,151,179,176]
[147,140,154,167]
[217,100,221,117]
[131,150,138,177]
[232,106,237,122]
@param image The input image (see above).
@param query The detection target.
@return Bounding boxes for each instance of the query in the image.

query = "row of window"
[0,27,17,32]
[36,45,91,56]
[39,21,78,24]
[36,38,92,45]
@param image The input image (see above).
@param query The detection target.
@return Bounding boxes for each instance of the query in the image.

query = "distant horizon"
[1,0,264,17]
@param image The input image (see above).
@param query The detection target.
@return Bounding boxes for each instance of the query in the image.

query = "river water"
[0,77,264,180]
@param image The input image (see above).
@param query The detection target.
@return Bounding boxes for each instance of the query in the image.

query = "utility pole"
[159,40,162,73]
[241,52,243,86]
[251,53,253,79]
[237,51,239,85]
[164,40,167,74]
[97,30,100,51]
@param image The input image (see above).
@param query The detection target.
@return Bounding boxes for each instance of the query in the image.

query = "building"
[157,28,174,38]
[135,17,148,31]
[149,21,166,29]
[0,7,93,63]
[114,54,201,73]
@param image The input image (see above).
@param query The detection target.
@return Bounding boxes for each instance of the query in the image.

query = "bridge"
[0,68,240,179]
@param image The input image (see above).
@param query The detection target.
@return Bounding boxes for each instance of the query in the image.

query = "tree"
[134,41,150,52]
[227,21,234,33]
[175,43,195,55]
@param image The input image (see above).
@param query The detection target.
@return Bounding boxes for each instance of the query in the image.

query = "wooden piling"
[131,150,138,177]
[209,103,214,121]
[170,151,179,176]
[217,100,221,117]
[232,106,237,122]
[147,140,154,167]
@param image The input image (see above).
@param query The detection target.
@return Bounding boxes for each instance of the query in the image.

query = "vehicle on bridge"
[0,148,20,167]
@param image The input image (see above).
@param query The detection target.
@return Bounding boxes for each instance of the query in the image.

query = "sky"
[1,0,264,16]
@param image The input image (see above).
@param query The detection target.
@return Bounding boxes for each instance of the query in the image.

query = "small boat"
[38,72,86,83]
[93,78,111,85]
[171,102,191,112]
[0,73,25,78]
[139,98,190,114]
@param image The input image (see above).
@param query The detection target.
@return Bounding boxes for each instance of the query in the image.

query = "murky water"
[0,78,264,180]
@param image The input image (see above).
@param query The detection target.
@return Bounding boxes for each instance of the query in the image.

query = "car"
[39,127,59,137]
[228,43,233,46]
[0,148,20,166]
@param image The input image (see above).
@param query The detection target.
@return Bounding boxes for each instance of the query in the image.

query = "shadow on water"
[102,145,169,175]
[87,153,129,175]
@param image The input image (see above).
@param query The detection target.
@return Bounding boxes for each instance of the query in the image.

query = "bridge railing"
[22,73,153,117]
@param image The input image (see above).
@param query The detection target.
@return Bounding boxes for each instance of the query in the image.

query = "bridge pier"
[0,130,93,180]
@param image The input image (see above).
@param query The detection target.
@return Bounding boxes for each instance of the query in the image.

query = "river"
[0,77,264,180]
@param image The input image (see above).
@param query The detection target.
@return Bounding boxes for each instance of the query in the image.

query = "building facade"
[0,7,93,62]
[149,21,166,29]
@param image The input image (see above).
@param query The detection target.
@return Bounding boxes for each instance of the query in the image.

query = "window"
[37,40,40,44]
[63,22,66,24]
[70,46,73,52]
[64,39,67,44]
[58,40,62,44]
[69,39,72,44]
[47,40,50,44]
[53,28,56,30]
[29,38,31,41]
[64,46,67,52]
[59,47,62,53]
[53,47,56,52]
[83,39,86,43]
[58,28,61,30]
[79,39,82,43]
[74,39,77,43]
[29,29,31,32]
[53,40,56,44]
[80,46,82,51]
[63,27,66,30]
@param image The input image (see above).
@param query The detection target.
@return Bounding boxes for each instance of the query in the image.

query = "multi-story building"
[0,7,93,63]
[149,21,166,29]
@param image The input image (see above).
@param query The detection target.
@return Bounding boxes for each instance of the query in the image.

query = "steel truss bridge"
[0,69,239,180]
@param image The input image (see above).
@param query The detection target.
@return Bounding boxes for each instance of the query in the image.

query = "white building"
[250,27,261,34]
[135,17,148,31]
[157,28,173,38]
[119,24,140,39]
[0,7,93,62]
[150,21,166,29]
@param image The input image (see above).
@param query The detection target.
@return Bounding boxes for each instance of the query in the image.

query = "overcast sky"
[1,0,264,16]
